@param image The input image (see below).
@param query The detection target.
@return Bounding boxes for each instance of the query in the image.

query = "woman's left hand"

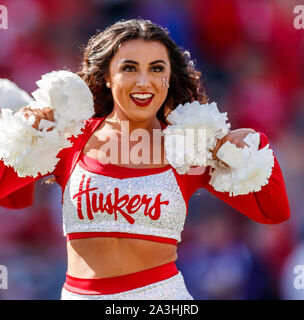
[211,128,257,161]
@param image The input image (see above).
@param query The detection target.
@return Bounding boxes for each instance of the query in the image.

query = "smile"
[130,92,154,107]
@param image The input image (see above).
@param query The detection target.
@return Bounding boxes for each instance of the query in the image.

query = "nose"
[136,72,151,89]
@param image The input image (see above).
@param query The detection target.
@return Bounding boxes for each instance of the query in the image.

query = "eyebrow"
[120,59,167,65]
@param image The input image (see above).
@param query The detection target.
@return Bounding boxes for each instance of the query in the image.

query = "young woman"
[0,19,290,300]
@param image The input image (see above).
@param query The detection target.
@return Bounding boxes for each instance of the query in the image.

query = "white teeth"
[131,93,153,99]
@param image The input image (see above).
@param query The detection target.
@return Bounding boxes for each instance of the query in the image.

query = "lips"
[130,93,154,107]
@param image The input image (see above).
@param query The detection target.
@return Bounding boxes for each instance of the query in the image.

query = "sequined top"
[0,117,291,243]
[62,153,187,244]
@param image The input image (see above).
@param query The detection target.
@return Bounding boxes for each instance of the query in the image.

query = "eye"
[122,64,136,72]
[151,65,165,72]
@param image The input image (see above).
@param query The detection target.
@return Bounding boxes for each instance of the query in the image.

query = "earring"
[106,82,111,88]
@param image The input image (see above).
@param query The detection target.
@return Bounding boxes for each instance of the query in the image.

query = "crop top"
[0,117,291,245]
[63,154,186,244]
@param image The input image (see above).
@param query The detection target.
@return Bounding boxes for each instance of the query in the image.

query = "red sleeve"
[0,160,45,209]
[200,131,291,224]
[0,118,104,210]
[0,182,35,208]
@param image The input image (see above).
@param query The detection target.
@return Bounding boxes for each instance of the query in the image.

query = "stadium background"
[0,0,303,300]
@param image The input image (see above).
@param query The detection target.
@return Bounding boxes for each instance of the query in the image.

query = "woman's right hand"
[20,106,55,130]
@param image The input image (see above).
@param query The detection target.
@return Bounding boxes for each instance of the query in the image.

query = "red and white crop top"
[63,154,187,245]
[0,117,291,245]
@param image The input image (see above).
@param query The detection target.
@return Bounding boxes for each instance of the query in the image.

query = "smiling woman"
[0,18,290,300]
[104,39,171,122]
[77,19,208,124]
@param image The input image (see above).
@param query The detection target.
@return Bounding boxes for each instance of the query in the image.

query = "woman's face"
[106,39,171,122]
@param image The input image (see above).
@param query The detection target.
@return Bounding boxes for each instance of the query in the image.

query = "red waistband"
[63,261,178,295]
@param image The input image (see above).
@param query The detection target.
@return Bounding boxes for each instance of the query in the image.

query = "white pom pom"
[14,130,72,178]
[163,100,275,196]
[0,70,94,177]
[216,141,250,169]
[163,101,231,174]
[0,79,33,112]
[30,70,94,137]
[209,133,275,196]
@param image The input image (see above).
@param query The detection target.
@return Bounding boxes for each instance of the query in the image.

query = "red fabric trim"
[63,261,178,295]
[0,183,35,209]
[66,231,178,245]
[0,160,42,209]
[56,117,106,204]
[171,167,208,214]
[78,153,171,179]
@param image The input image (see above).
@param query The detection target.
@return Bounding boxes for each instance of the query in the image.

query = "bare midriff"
[67,237,178,278]
[66,117,177,279]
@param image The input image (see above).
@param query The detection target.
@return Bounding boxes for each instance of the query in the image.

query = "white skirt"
[61,271,194,300]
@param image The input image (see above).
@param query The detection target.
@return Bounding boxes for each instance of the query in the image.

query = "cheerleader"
[0,19,290,300]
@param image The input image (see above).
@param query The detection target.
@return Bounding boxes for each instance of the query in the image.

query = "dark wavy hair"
[45,19,208,185]
[77,18,208,124]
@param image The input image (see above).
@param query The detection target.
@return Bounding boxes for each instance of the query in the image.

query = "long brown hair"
[77,18,208,124]
[46,19,208,185]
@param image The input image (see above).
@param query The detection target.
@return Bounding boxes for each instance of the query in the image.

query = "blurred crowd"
[0,0,303,300]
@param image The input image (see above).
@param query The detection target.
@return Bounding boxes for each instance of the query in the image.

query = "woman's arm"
[0,160,42,209]
[171,128,290,224]
[0,106,57,209]
[0,179,35,208]
[200,130,290,224]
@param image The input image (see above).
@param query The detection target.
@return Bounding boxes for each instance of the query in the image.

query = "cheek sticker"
[162,77,169,87]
